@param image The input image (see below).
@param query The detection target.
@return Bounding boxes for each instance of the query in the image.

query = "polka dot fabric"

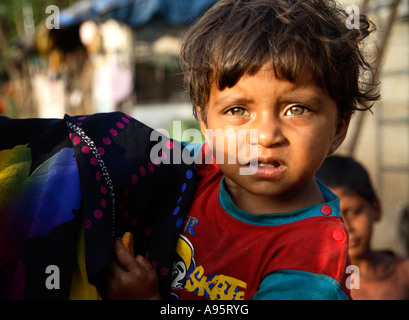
[65,112,197,299]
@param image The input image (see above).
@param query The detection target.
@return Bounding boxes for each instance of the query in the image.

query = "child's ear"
[332,116,351,150]
[196,106,208,137]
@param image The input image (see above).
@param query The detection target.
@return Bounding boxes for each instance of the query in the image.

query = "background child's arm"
[105,239,162,300]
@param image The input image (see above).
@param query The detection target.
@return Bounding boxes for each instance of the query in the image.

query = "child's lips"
[244,157,287,178]
[349,237,359,248]
[248,156,285,166]
[257,161,281,168]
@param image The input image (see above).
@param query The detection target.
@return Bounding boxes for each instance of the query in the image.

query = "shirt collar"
[219,177,341,226]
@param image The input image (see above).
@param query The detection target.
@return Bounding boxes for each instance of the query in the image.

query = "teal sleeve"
[252,270,350,300]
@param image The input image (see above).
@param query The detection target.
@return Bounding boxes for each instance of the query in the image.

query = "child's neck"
[352,251,396,280]
[225,178,325,214]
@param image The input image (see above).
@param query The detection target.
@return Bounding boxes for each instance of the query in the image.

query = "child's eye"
[343,206,363,219]
[226,107,249,116]
[284,105,309,116]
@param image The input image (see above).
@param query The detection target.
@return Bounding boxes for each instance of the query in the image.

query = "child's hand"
[105,239,162,300]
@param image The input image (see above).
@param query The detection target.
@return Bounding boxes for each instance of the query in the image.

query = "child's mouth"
[243,158,286,178]
[257,161,281,168]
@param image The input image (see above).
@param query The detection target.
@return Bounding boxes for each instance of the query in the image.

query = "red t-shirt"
[170,144,351,300]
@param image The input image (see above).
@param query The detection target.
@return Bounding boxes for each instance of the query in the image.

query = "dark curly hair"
[316,155,378,203]
[180,0,380,123]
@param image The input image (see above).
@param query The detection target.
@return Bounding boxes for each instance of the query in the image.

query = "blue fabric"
[60,0,218,27]
[252,270,349,300]
[219,177,341,226]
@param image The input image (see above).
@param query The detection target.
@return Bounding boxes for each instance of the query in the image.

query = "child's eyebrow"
[281,89,327,107]
[214,90,327,108]
[214,96,254,108]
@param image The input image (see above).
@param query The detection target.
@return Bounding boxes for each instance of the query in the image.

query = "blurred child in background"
[317,155,409,299]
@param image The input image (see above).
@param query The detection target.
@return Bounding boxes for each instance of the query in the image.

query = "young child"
[105,0,380,300]
[316,155,409,300]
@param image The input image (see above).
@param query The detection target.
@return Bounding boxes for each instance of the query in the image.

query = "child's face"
[331,187,381,260]
[199,63,349,213]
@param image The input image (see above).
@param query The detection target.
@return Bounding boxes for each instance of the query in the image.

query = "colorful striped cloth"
[0,112,196,299]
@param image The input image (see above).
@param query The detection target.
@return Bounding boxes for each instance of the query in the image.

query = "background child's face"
[331,187,381,260]
[199,63,349,212]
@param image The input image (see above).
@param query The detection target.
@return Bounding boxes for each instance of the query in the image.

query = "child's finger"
[107,258,123,277]
[114,238,138,271]
[135,254,155,272]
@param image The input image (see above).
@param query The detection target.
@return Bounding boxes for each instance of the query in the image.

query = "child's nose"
[341,215,354,233]
[256,115,286,148]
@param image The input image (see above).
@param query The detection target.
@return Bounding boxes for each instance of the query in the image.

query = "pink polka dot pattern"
[160,151,167,160]
[103,137,111,145]
[72,136,81,145]
[94,209,103,219]
[85,219,92,229]
[97,147,105,155]
[131,174,138,184]
[68,113,192,281]
[160,266,169,276]
[122,211,130,220]
[145,228,152,236]
[67,114,136,233]
[119,149,195,280]
[140,166,146,176]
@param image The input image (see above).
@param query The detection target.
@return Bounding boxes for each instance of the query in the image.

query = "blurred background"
[0,0,408,255]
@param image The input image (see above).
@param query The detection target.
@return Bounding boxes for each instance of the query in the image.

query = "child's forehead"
[332,187,367,202]
[210,63,332,102]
